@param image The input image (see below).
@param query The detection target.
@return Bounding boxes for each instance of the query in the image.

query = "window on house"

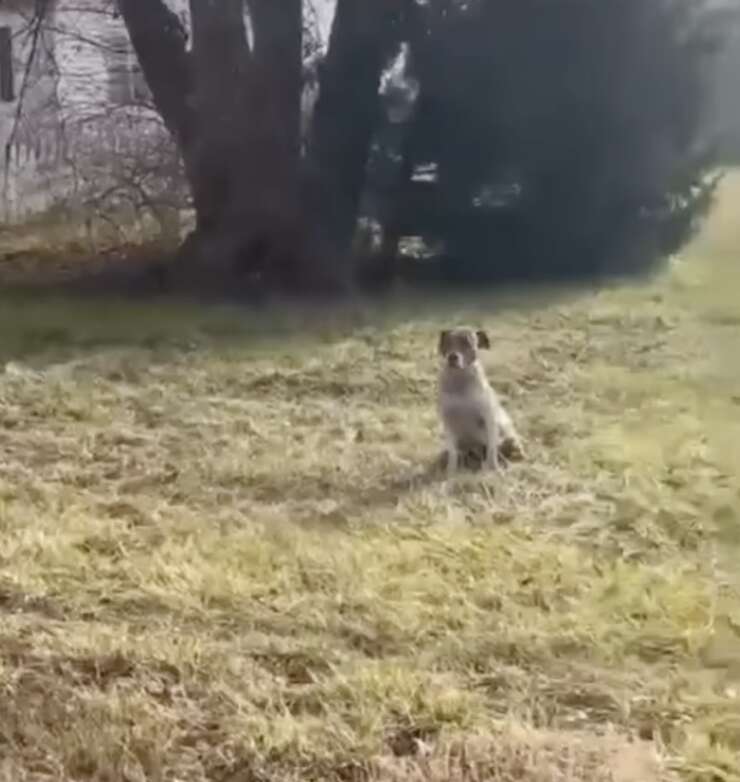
[0,26,15,103]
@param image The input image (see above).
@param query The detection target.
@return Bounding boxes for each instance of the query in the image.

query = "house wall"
[0,0,66,221]
[0,0,335,226]
[0,0,188,224]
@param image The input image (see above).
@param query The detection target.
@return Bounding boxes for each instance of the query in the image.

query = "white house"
[0,0,338,225]
[0,0,185,222]
[0,0,62,218]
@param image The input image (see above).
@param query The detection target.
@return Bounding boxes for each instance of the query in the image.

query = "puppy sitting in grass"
[437,327,524,476]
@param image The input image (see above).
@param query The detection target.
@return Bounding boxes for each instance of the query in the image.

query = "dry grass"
[1,177,740,781]
[0,207,166,288]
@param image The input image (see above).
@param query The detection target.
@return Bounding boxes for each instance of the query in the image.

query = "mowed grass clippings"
[1,177,740,781]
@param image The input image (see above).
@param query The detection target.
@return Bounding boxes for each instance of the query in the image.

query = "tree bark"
[117,0,219,241]
[119,0,404,295]
[248,0,302,188]
[117,0,193,147]
[121,0,306,290]
[187,0,251,235]
[237,0,311,290]
[304,0,408,280]
[117,0,209,226]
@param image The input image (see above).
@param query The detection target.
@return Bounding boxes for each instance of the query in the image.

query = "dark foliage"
[373,0,732,285]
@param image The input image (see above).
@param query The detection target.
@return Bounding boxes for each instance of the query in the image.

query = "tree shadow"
[0,261,605,374]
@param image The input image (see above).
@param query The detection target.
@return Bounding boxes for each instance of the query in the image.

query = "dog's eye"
[476,416,486,429]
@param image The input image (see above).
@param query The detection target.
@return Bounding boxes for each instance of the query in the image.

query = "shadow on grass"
[0,272,610,370]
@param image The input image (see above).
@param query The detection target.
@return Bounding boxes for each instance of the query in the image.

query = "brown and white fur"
[437,328,524,476]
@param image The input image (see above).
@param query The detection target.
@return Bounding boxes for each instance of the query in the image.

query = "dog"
[437,327,524,476]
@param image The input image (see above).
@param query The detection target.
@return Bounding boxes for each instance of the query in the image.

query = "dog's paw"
[500,436,525,462]
[437,448,483,472]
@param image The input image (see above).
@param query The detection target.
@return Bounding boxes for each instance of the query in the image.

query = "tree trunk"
[242,0,323,291]
[117,0,206,224]
[304,0,408,282]
[187,0,252,236]
[119,0,405,295]
[248,0,302,188]
[119,0,302,291]
[117,0,193,146]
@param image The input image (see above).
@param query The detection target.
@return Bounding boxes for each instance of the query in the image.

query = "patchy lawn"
[0,177,739,781]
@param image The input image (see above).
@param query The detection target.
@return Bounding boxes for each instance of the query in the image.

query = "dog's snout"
[447,352,461,368]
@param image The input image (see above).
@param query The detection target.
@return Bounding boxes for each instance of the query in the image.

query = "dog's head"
[438,328,490,370]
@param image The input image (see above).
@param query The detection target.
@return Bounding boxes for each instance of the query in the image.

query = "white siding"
[0,0,186,222]
[0,1,64,220]
[0,0,335,223]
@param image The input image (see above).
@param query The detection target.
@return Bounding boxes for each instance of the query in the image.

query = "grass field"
[0,176,739,782]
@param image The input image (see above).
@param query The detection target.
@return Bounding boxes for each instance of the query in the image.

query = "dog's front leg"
[484,415,500,472]
[445,433,459,478]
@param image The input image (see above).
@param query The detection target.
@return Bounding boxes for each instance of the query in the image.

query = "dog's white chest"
[439,390,489,443]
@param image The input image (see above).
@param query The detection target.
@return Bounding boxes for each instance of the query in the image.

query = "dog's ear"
[476,330,491,349]
[438,330,451,355]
